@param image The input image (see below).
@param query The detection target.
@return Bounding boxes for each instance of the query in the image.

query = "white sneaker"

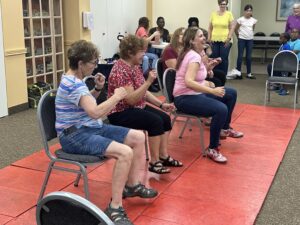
[226,71,236,80]
[205,148,227,163]
[231,68,241,76]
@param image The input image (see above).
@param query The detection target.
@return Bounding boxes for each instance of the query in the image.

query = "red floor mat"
[0,104,299,225]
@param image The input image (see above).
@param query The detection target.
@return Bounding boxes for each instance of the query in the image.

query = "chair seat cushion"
[268,76,298,84]
[55,149,106,163]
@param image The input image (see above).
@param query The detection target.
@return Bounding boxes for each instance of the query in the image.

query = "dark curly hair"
[119,35,146,60]
[67,40,99,70]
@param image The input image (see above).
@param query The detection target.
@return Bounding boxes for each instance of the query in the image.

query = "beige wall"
[152,0,218,33]
[1,0,27,109]
[62,0,91,70]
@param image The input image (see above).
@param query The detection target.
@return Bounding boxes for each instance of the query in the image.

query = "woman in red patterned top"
[108,35,183,174]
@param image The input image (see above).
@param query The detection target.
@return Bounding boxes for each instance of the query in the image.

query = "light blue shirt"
[55,74,103,136]
[288,39,300,61]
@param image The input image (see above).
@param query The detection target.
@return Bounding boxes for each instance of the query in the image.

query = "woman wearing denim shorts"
[56,40,157,225]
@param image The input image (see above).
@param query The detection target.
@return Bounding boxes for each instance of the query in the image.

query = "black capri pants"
[107,105,172,137]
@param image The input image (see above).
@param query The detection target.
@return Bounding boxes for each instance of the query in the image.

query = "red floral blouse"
[108,59,146,114]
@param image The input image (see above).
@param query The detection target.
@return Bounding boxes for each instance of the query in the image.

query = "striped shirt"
[55,74,103,136]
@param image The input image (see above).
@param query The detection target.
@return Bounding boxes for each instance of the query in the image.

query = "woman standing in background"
[285,3,300,36]
[207,0,235,76]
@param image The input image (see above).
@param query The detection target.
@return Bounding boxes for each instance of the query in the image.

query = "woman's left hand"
[94,73,106,89]
[161,103,176,112]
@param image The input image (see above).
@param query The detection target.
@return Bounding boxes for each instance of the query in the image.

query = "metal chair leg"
[79,164,90,200]
[197,118,205,156]
[264,81,268,105]
[179,118,190,139]
[144,131,149,161]
[38,161,55,201]
[74,173,81,187]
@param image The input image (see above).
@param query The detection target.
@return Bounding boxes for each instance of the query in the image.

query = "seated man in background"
[289,28,300,61]
[267,32,291,95]
[149,16,170,43]
[56,40,157,225]
[149,17,170,57]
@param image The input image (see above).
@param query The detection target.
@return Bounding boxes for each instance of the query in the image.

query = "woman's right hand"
[114,87,128,101]
[146,70,157,85]
[212,86,225,97]
[153,31,160,37]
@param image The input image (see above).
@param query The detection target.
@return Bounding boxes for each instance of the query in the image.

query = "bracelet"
[159,103,163,108]
[94,86,102,92]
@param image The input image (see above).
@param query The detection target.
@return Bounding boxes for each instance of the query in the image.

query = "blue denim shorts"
[59,124,130,156]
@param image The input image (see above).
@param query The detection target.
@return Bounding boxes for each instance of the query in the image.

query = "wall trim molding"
[5,48,27,57]
[8,102,29,115]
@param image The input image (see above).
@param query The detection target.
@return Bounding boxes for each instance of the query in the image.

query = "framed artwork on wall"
[276,0,297,20]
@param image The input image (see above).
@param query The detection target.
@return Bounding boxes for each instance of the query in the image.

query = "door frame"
[0,2,8,117]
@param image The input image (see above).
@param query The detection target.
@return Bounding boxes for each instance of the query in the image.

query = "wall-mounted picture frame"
[276,0,297,21]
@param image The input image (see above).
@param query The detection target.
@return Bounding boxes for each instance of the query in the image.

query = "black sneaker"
[123,183,158,199]
[104,204,133,225]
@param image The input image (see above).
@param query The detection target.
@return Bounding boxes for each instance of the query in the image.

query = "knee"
[216,103,228,117]
[129,130,145,146]
[119,145,133,162]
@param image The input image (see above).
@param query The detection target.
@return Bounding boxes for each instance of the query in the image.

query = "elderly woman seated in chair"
[55,40,157,225]
[107,35,183,174]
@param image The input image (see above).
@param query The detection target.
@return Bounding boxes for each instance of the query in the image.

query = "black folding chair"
[155,58,165,91]
[36,191,113,225]
[264,50,299,108]
[163,68,205,155]
[37,89,106,201]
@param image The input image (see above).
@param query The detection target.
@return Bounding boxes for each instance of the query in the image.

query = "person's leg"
[212,69,227,86]
[174,94,228,163]
[236,38,245,72]
[142,55,149,74]
[211,41,221,59]
[108,108,170,173]
[212,87,243,138]
[105,141,133,208]
[145,52,158,69]
[174,94,227,149]
[245,39,254,74]
[219,42,232,75]
[143,105,182,167]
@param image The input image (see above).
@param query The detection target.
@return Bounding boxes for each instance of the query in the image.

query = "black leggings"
[107,105,172,137]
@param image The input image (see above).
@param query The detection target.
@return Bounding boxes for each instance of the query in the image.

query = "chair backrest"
[36,191,114,225]
[155,58,164,90]
[253,32,266,46]
[271,50,299,78]
[163,68,176,103]
[83,75,108,104]
[268,32,281,47]
[37,89,58,159]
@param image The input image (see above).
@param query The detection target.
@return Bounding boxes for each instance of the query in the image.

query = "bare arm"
[123,70,157,106]
[145,91,162,107]
[235,23,240,37]
[228,20,236,40]
[165,58,177,69]
[185,62,225,97]
[79,87,127,119]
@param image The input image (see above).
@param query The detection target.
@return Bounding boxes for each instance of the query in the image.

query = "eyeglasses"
[220,3,228,6]
[88,59,99,66]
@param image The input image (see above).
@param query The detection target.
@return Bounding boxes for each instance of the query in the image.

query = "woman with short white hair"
[285,3,300,35]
